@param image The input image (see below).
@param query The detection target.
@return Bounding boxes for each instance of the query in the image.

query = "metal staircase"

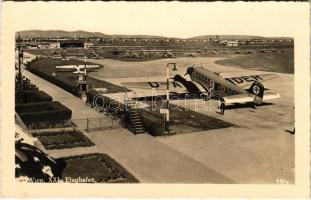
[124,92,145,134]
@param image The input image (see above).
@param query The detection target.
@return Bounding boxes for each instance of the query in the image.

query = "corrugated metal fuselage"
[189,67,247,96]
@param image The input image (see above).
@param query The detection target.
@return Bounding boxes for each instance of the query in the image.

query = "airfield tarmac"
[87,57,294,183]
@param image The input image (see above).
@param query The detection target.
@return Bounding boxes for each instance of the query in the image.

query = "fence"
[71,116,123,132]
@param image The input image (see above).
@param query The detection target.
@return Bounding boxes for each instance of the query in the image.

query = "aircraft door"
[209,80,215,90]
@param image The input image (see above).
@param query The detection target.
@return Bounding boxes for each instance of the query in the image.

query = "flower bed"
[16,90,52,104]
[141,104,234,136]
[61,153,138,183]
[15,75,39,91]
[31,129,94,150]
[16,101,72,129]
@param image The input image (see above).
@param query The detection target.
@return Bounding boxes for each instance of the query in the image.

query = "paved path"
[87,129,233,183]
[47,146,99,158]
[23,69,234,183]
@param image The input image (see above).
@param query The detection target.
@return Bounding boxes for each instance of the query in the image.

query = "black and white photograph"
[14,30,295,184]
[1,1,310,198]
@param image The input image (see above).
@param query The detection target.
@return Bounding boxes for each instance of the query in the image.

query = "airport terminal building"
[59,40,85,48]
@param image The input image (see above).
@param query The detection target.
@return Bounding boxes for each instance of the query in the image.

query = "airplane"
[55,64,101,74]
[121,65,280,108]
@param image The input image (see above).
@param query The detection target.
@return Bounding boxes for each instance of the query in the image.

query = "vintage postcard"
[0,1,310,198]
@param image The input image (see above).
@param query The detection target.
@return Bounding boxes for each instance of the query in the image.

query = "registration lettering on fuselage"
[225,75,263,85]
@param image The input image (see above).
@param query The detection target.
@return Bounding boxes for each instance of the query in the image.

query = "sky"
[2,2,309,38]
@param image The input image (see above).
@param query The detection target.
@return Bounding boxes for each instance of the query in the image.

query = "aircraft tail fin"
[248,81,264,104]
[224,82,280,105]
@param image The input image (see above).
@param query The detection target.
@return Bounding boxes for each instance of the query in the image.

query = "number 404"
[276,178,289,184]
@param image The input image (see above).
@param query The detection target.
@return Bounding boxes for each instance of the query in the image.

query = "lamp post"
[84,54,87,80]
[164,63,177,133]
[81,54,88,101]
[16,35,23,103]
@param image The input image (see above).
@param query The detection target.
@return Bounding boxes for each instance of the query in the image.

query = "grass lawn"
[62,153,139,183]
[215,49,294,74]
[26,57,129,94]
[32,130,94,150]
[142,102,234,135]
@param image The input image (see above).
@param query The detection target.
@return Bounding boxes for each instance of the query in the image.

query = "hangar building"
[59,40,85,48]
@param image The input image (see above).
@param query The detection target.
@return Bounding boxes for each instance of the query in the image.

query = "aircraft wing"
[224,73,279,88]
[223,91,280,104]
[223,94,253,104]
[55,65,77,69]
[121,81,188,93]
[83,65,101,69]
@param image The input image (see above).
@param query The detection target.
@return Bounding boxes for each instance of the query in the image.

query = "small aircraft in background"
[55,64,100,74]
[121,65,280,108]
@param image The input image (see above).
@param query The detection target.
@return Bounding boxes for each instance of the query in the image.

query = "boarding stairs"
[124,92,145,134]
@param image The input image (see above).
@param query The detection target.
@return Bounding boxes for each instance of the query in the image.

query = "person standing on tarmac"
[220,97,225,115]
